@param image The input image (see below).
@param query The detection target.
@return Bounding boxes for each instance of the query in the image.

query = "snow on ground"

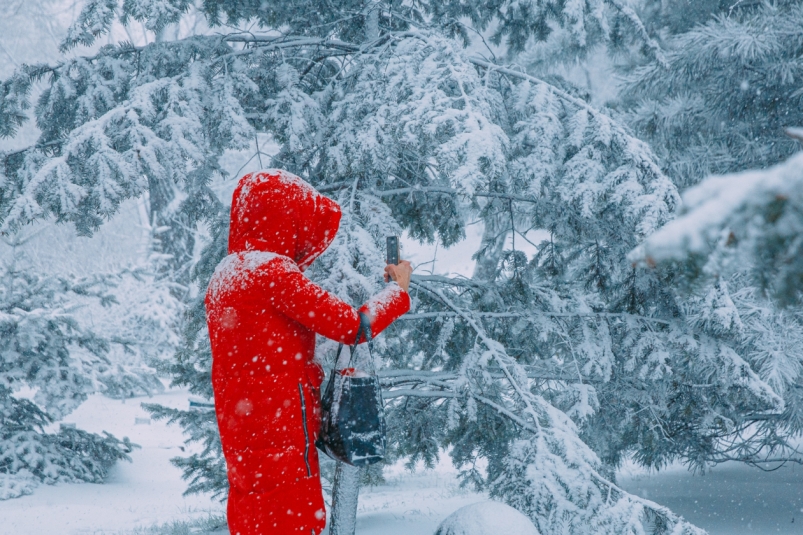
[0,387,485,535]
[348,457,485,535]
[0,388,226,535]
[5,386,803,534]
[434,501,539,535]
[619,459,803,535]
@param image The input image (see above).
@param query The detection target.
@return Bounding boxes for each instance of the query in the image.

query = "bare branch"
[411,274,480,288]
[785,127,803,144]
[604,0,667,67]
[400,310,674,326]
[383,389,456,399]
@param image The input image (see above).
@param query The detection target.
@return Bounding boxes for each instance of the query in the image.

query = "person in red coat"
[205,169,412,535]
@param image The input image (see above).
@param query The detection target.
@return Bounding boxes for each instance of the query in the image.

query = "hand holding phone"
[386,236,399,266]
[383,236,411,292]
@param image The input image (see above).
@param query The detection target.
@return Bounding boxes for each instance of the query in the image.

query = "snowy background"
[0,217,801,535]
[3,0,803,534]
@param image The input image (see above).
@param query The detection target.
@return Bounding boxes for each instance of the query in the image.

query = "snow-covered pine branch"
[621,1,803,188]
[628,149,803,459]
[630,151,803,307]
[0,257,137,499]
[0,2,736,532]
[403,279,704,534]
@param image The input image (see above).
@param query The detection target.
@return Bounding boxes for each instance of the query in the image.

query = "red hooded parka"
[205,170,410,535]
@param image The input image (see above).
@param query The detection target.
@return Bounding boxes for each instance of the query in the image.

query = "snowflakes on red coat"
[228,169,342,271]
[205,169,409,535]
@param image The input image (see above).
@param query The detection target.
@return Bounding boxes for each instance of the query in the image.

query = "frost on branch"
[0,262,136,498]
[630,151,803,306]
[1,38,252,236]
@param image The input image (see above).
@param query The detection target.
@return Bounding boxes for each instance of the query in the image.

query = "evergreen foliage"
[630,149,803,470]
[89,267,180,398]
[4,0,799,532]
[616,0,803,465]
[0,255,136,498]
[623,0,803,188]
[632,150,803,307]
[145,207,229,499]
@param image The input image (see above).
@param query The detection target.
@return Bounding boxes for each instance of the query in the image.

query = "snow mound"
[435,501,540,535]
[0,472,36,500]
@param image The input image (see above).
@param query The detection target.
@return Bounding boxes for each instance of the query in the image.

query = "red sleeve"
[269,258,410,343]
[358,283,411,339]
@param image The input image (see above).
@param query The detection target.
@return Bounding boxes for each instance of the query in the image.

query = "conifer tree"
[622,0,803,188]
[0,0,761,532]
[0,242,135,499]
[631,145,803,452]
[612,0,803,466]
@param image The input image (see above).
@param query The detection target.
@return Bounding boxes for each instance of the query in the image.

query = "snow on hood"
[228,169,341,271]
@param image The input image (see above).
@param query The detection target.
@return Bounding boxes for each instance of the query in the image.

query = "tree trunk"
[144,170,195,289]
[329,462,361,535]
[472,203,509,281]
[364,1,379,42]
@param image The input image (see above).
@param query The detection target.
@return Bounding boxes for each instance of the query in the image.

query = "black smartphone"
[386,236,399,265]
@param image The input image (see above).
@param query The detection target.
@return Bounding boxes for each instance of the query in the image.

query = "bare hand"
[384,260,412,293]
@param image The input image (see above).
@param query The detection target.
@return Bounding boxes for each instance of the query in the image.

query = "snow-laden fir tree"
[514,0,803,474]
[0,0,774,532]
[144,207,229,499]
[622,0,803,188]
[631,144,803,453]
[608,0,803,465]
[86,266,181,398]
[0,239,135,499]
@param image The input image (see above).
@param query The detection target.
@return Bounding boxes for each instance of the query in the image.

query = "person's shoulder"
[239,251,291,269]
[225,251,298,273]
[207,252,296,298]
